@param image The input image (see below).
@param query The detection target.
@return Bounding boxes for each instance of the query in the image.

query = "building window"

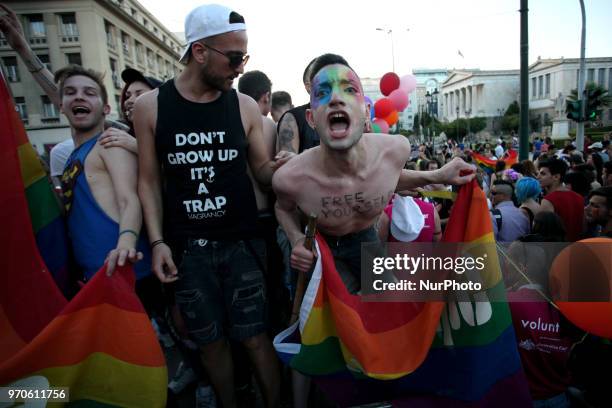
[609,68,612,92]
[121,32,130,56]
[587,68,594,84]
[59,13,78,42]
[135,41,144,64]
[15,97,28,123]
[166,60,172,78]
[41,95,58,119]
[109,58,120,89]
[146,48,154,69]
[597,68,605,87]
[531,77,536,98]
[2,57,20,82]
[545,73,550,96]
[26,14,46,42]
[157,55,163,74]
[105,21,115,49]
[538,75,543,97]
[66,53,82,66]
[131,8,137,17]
[38,54,51,71]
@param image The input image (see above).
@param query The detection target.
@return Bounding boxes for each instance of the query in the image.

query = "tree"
[468,117,487,134]
[568,82,612,123]
[501,101,520,133]
[413,113,420,136]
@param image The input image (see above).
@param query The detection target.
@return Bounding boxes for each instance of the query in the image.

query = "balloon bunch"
[366,73,416,133]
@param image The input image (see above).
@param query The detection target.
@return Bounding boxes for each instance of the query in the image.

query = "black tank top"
[278,103,320,153]
[155,80,258,243]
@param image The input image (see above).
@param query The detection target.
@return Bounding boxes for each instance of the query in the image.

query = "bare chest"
[297,173,398,233]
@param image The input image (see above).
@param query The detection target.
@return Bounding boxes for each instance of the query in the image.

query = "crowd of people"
[2,2,611,408]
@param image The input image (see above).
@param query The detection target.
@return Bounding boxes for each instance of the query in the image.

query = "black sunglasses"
[202,43,249,69]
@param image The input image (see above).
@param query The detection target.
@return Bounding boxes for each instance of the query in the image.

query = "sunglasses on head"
[202,43,249,69]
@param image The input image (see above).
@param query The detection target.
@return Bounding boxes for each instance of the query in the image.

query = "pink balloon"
[373,118,390,134]
[399,74,417,93]
[389,88,409,112]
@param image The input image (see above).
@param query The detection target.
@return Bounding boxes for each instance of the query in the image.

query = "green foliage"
[501,114,519,132]
[469,117,487,133]
[505,101,520,116]
[413,114,420,136]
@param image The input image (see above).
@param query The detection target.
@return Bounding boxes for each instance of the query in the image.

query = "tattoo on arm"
[278,114,297,153]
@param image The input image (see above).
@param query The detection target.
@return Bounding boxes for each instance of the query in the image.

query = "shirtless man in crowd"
[273,54,474,288]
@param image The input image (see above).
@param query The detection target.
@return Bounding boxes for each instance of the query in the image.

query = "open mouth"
[71,106,91,117]
[328,111,351,138]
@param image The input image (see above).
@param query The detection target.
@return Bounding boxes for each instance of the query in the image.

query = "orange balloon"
[384,110,399,126]
[550,238,612,338]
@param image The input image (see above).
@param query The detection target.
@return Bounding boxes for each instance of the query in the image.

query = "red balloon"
[380,72,400,96]
[384,110,399,126]
[374,98,394,119]
[550,238,612,338]
[389,89,409,112]
[556,302,612,339]
[373,118,390,133]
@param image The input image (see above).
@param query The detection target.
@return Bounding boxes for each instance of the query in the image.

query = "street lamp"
[465,109,471,142]
[496,108,504,135]
[456,105,460,140]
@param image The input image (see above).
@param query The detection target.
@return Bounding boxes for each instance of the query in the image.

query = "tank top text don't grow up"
[155,80,258,242]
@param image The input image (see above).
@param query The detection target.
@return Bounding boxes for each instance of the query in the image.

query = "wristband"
[151,239,165,248]
[119,229,139,238]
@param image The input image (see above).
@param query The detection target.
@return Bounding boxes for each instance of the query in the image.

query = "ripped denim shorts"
[174,238,267,345]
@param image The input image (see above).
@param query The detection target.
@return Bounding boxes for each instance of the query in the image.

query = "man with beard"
[273,54,475,291]
[56,65,147,279]
[135,5,285,408]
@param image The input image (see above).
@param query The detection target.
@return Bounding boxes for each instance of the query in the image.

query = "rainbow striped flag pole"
[274,179,531,407]
[0,74,167,406]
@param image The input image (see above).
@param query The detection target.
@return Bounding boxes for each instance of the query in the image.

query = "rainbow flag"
[0,75,167,406]
[471,149,518,174]
[0,71,72,295]
[274,179,531,406]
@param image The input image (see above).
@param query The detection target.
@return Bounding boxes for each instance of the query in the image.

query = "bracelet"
[119,229,139,238]
[151,239,165,248]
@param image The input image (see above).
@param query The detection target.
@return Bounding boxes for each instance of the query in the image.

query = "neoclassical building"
[529,57,612,129]
[440,69,519,129]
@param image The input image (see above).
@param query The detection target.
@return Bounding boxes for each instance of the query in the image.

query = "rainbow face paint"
[307,64,368,151]
[310,65,364,109]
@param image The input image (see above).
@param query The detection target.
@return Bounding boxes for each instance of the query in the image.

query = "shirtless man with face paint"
[273,54,474,291]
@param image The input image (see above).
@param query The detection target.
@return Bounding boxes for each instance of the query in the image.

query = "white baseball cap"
[390,195,425,242]
[588,142,603,150]
[179,4,246,63]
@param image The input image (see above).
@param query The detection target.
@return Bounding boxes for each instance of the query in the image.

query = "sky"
[139,0,612,105]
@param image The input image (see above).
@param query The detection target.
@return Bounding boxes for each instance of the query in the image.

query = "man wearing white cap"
[135,4,282,407]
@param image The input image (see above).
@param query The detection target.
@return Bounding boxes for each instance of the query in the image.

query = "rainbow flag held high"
[0,75,167,406]
[471,149,518,174]
[274,179,531,407]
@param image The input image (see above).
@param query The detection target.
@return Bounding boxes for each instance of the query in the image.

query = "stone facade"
[0,0,183,154]
[440,69,519,131]
[529,57,612,130]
